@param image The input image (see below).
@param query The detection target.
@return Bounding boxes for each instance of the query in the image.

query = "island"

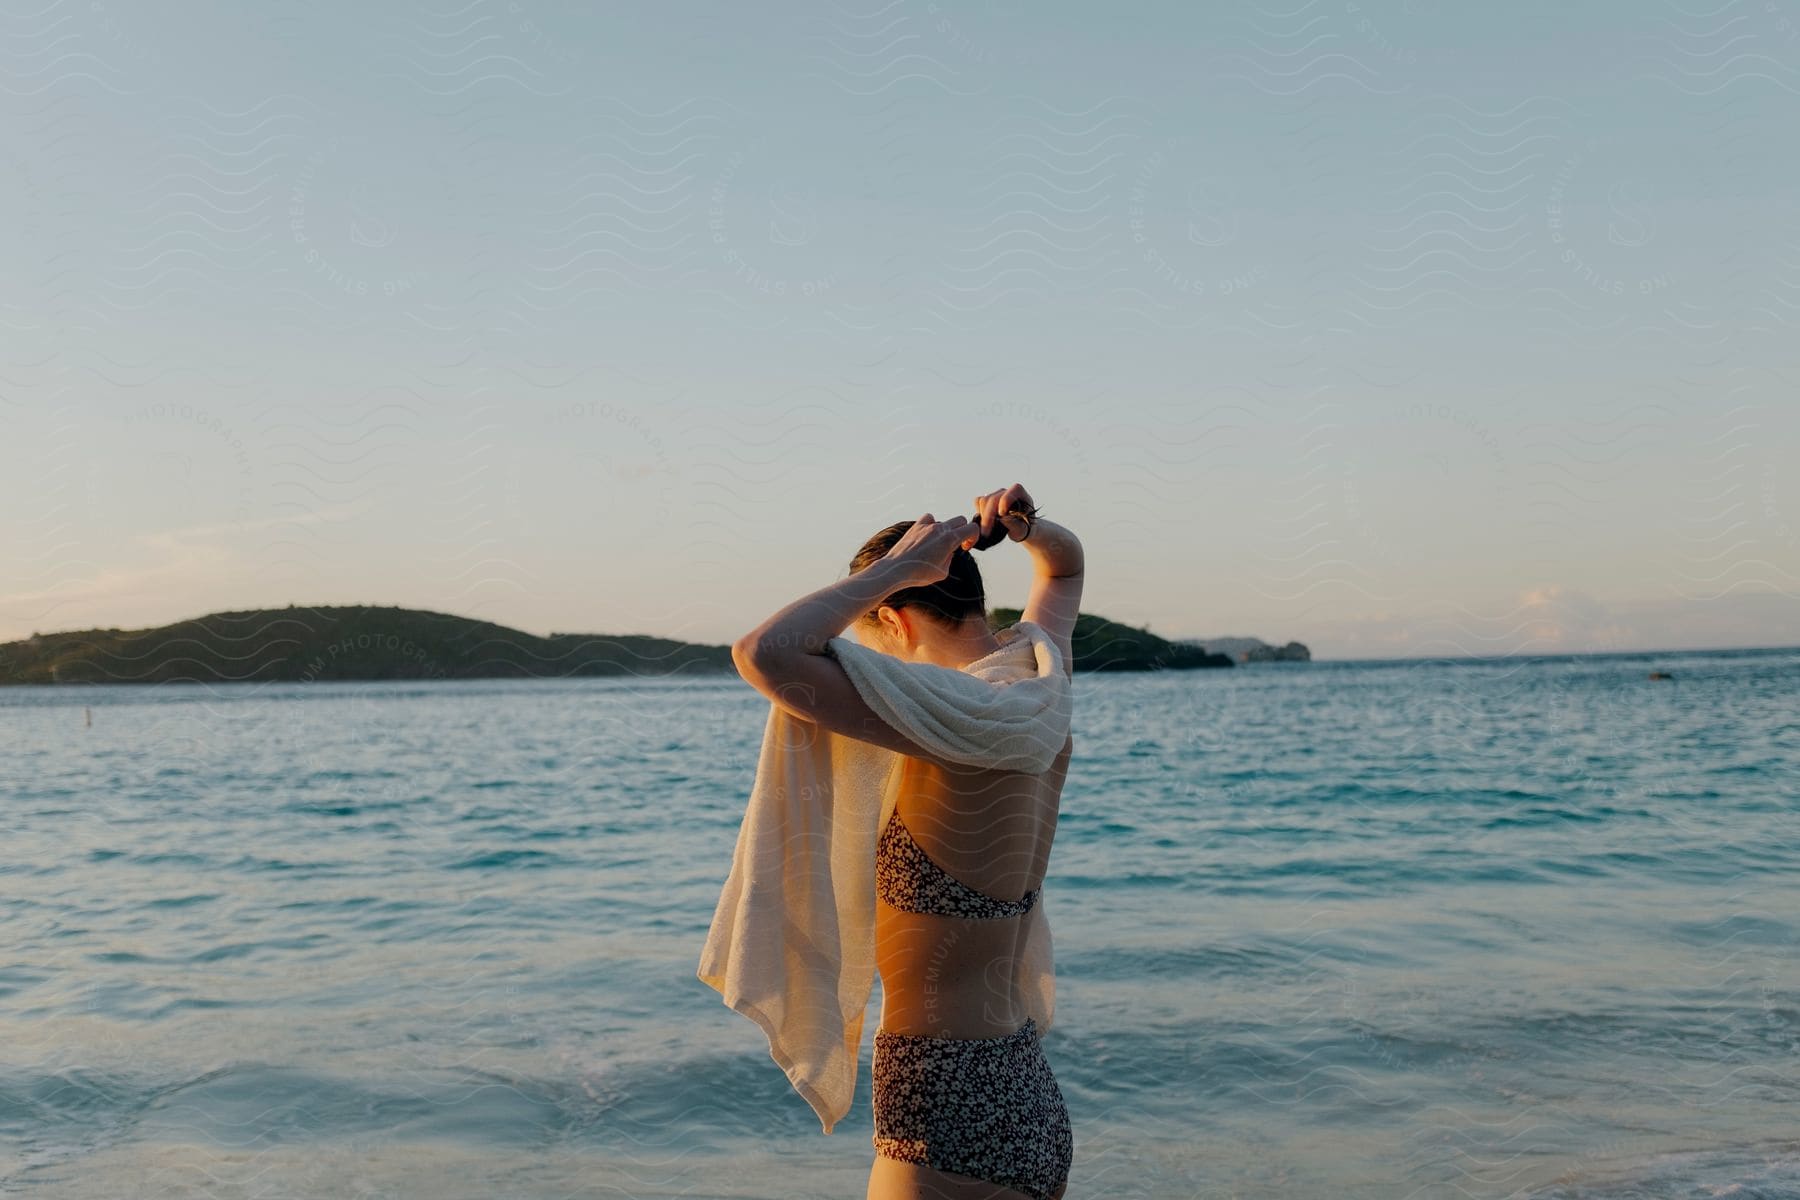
[0,605,733,685]
[1180,635,1312,663]
[989,608,1234,672]
[1,604,1240,685]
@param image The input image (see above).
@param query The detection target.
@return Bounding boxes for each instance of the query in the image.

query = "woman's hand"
[970,484,1037,548]
[877,513,982,587]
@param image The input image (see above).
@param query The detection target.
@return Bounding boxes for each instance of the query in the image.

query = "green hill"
[0,605,732,685]
[989,608,1233,671]
[0,604,1233,685]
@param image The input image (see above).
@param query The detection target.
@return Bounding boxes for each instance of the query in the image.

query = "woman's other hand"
[971,484,1036,547]
[878,513,982,587]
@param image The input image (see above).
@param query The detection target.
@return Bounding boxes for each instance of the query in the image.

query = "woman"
[731,484,1084,1200]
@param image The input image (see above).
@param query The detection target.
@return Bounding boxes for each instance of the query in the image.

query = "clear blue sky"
[3,1,1797,659]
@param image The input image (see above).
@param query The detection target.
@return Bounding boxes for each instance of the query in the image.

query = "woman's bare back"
[874,733,1074,1039]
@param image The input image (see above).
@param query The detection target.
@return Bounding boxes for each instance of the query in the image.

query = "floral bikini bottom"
[872,1016,1073,1200]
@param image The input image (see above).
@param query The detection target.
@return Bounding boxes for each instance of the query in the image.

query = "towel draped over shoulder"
[696,620,1073,1134]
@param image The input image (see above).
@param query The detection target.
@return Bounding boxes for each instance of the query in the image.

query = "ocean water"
[3,648,1798,1199]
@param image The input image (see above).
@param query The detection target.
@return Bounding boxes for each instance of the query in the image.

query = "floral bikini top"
[875,807,1041,919]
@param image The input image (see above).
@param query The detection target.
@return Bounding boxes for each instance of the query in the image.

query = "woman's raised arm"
[1018,518,1082,677]
[970,485,1083,676]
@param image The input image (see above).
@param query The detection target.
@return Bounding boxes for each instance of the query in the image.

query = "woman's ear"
[875,604,911,651]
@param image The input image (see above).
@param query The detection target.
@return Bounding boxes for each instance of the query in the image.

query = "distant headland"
[1177,635,1312,663]
[0,604,1244,685]
[0,605,731,685]
[987,608,1233,672]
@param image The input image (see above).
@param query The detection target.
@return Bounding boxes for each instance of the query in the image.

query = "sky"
[2,0,1798,660]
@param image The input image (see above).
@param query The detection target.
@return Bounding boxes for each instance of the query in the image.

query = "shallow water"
[3,648,1798,1198]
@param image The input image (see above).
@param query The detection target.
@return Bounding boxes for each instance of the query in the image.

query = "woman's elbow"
[731,634,765,678]
[733,631,794,683]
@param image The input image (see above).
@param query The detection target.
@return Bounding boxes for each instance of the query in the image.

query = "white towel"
[696,619,1073,1134]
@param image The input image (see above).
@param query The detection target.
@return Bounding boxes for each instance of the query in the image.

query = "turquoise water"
[3,649,1798,1198]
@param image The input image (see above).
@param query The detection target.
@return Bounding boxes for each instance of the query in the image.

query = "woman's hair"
[848,520,987,630]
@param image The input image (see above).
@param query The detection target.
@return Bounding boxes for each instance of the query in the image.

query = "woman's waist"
[876,928,1033,1034]
[876,981,1034,1041]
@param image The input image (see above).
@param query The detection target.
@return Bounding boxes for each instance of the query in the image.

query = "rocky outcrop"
[1181,636,1312,663]
[1244,640,1311,662]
